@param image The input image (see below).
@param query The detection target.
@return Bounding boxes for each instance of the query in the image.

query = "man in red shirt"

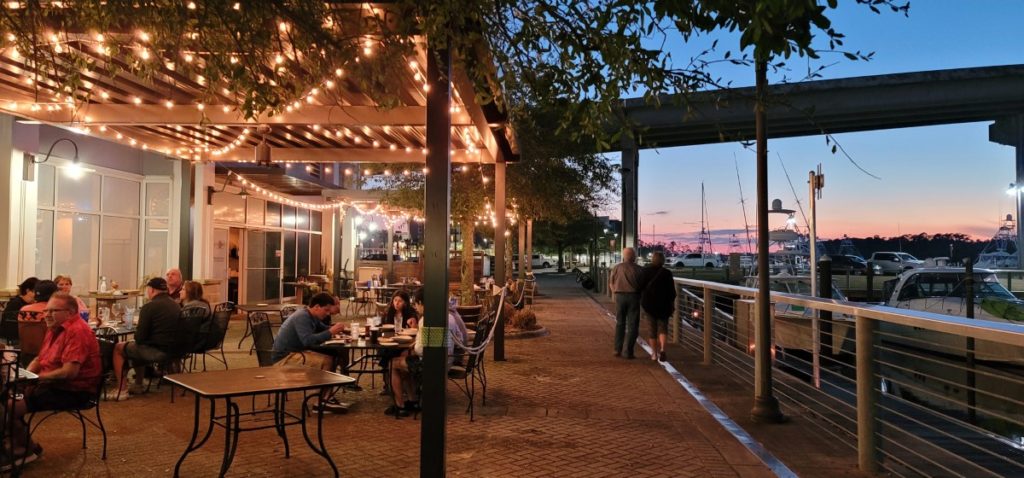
[8,292,102,465]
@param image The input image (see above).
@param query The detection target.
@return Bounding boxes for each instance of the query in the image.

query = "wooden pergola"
[0,6,518,475]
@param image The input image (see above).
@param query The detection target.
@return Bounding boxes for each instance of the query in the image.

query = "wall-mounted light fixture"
[26,137,88,181]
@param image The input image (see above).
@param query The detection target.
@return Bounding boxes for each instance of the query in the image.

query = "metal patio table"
[166,366,355,478]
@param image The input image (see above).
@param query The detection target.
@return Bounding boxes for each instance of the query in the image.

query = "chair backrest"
[213,301,236,313]
[17,319,47,356]
[375,301,388,317]
[203,310,232,351]
[250,315,276,367]
[180,307,211,356]
[456,305,483,326]
[279,305,300,322]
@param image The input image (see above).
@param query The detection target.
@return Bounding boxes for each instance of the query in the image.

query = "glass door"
[245,230,282,303]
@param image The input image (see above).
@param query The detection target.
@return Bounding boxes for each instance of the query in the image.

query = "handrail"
[674,277,1024,347]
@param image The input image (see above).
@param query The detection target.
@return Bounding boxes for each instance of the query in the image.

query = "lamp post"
[1009,183,1023,269]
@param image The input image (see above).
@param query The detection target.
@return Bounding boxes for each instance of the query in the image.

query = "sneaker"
[103,390,130,401]
[315,399,349,414]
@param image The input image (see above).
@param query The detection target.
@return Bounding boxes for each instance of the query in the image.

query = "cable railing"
[670,277,1024,477]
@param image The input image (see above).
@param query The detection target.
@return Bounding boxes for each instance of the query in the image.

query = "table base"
[173,390,338,478]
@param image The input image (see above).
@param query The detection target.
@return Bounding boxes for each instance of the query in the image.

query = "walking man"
[641,251,676,361]
[611,247,644,359]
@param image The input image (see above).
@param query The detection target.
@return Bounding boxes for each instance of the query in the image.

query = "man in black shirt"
[109,277,183,400]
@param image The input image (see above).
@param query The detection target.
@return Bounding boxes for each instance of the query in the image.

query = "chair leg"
[77,411,87,449]
[95,404,107,460]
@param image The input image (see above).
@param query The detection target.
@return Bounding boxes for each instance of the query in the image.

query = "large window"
[212,186,324,303]
[36,163,163,292]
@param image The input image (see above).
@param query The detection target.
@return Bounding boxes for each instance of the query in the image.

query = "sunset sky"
[621,1,1024,250]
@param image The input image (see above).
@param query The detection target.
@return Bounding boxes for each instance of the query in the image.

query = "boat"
[882,267,1024,364]
[975,214,1019,269]
[740,274,854,355]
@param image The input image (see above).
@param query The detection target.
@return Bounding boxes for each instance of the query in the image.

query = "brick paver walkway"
[22,274,774,477]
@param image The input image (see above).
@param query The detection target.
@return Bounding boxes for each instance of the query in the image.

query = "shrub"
[510,310,538,330]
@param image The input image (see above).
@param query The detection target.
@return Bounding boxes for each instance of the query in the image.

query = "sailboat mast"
[735,158,754,254]
[701,183,715,255]
[778,153,809,230]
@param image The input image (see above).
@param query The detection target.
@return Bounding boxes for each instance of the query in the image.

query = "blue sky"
[620,1,1024,250]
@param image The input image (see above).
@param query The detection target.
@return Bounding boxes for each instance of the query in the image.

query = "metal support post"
[751,58,785,423]
[866,262,875,301]
[493,158,507,361]
[817,257,834,389]
[420,43,451,478]
[965,258,977,423]
[620,135,639,249]
[703,287,713,365]
[855,314,878,473]
[670,291,680,344]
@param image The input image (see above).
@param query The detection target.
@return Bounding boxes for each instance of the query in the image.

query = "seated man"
[8,292,102,467]
[387,289,469,417]
[271,292,346,412]
[109,278,183,399]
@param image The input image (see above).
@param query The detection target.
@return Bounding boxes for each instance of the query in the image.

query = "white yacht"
[975,214,1019,270]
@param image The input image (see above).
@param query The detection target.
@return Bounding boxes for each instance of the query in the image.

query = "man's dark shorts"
[25,383,92,412]
[645,312,669,338]
[123,343,169,363]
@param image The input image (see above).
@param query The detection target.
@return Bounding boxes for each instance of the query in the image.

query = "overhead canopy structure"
[617,64,1024,148]
[0,11,518,166]
[613,65,1024,249]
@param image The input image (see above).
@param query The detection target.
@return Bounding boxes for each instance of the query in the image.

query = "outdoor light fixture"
[254,125,272,166]
[1008,183,1019,196]
[27,137,90,181]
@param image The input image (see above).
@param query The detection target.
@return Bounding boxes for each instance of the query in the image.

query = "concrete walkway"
[23,274,775,477]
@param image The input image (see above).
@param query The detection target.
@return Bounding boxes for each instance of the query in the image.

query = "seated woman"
[19,281,58,318]
[386,289,468,417]
[54,275,89,319]
[1,277,37,343]
[181,281,211,315]
[383,291,419,329]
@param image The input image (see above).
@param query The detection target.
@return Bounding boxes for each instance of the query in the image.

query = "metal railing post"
[670,285,680,344]
[855,314,878,473]
[703,287,713,364]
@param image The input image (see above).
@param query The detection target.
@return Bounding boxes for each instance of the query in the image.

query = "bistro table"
[314,336,413,393]
[166,366,354,478]
[92,323,136,343]
[82,291,139,314]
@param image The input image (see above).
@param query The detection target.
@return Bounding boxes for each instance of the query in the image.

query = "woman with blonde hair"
[54,275,89,318]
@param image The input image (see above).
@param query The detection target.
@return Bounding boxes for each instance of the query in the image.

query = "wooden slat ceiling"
[0,9,507,166]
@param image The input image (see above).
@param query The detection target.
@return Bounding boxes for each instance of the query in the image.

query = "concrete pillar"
[340,206,357,277]
[990,115,1024,267]
[0,115,19,287]
[191,162,215,280]
[620,135,639,249]
[176,160,194,278]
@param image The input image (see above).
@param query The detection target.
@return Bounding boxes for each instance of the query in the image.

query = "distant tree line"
[822,233,992,262]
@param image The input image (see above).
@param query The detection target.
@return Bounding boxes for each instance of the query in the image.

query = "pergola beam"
[213,147,488,163]
[2,103,474,126]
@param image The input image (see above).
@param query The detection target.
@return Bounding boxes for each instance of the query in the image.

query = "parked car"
[668,252,724,268]
[824,254,882,275]
[512,254,553,269]
[360,253,402,261]
[869,252,925,274]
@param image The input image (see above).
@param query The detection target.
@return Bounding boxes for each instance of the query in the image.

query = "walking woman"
[640,252,676,361]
